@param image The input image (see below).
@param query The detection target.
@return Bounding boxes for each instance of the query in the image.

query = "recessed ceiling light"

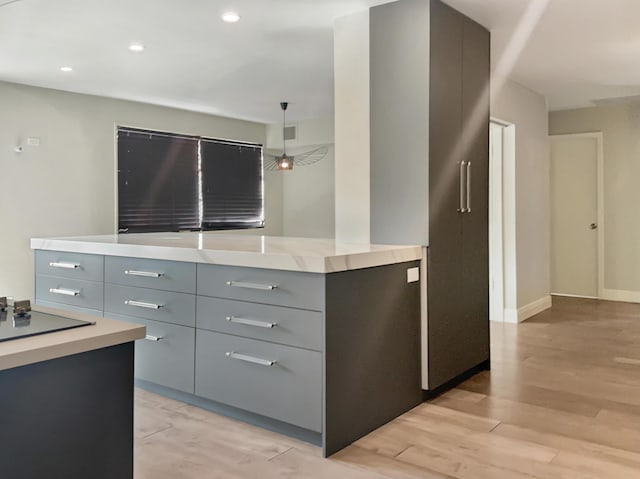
[60,66,73,72]
[129,43,145,52]
[221,11,240,23]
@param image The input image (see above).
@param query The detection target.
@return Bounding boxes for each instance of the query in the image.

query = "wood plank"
[132,296,640,478]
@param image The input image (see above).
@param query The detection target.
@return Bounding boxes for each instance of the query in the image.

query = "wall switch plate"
[27,137,40,147]
[407,267,419,283]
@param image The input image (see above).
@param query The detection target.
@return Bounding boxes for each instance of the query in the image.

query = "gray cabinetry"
[35,275,104,312]
[105,256,196,293]
[196,264,324,433]
[197,264,324,311]
[105,283,196,327]
[35,250,104,282]
[195,330,322,432]
[107,313,195,393]
[370,0,490,390]
[426,0,490,389]
[103,257,196,394]
[35,250,104,315]
[33,248,421,457]
[197,296,322,351]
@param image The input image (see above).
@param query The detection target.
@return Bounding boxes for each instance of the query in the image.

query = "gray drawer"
[105,256,195,293]
[35,275,104,311]
[35,250,103,282]
[104,283,195,327]
[106,313,194,394]
[195,330,322,432]
[197,296,323,351]
[197,264,325,311]
[34,299,103,318]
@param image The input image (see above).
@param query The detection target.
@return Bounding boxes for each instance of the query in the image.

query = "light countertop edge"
[0,306,145,372]
[30,234,423,273]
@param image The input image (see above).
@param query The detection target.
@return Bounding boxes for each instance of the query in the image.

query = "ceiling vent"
[283,125,296,141]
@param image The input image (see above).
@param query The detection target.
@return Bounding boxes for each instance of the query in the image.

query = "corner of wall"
[518,295,552,322]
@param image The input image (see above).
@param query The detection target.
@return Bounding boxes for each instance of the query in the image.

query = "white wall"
[266,118,335,238]
[491,76,551,313]
[0,81,280,300]
[549,103,640,299]
[333,11,370,243]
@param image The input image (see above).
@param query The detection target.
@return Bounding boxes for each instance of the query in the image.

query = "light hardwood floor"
[135,297,640,478]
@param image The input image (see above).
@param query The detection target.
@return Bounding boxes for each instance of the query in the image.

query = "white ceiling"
[2,0,640,123]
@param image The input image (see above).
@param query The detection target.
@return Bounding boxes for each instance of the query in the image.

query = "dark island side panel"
[324,260,422,456]
[0,343,134,479]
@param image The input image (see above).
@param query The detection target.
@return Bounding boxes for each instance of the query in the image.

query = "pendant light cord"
[282,104,287,155]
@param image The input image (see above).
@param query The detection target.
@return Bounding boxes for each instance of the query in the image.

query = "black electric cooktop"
[0,299,94,343]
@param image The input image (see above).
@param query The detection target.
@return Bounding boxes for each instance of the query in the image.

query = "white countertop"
[0,306,145,372]
[31,233,422,273]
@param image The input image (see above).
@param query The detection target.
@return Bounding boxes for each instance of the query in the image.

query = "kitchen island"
[31,232,423,456]
[0,305,145,479]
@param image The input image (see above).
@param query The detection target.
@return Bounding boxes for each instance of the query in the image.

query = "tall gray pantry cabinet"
[370,0,490,389]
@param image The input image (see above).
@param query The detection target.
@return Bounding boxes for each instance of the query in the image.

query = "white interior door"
[550,134,600,298]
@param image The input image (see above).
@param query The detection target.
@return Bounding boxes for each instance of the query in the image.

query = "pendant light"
[276,102,294,171]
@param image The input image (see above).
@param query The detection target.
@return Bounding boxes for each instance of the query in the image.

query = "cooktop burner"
[0,298,95,343]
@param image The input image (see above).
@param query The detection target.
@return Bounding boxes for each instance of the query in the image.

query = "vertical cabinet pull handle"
[458,161,467,212]
[466,161,472,213]
[225,351,276,367]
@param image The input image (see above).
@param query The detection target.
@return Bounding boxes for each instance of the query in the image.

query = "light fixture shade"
[276,154,294,171]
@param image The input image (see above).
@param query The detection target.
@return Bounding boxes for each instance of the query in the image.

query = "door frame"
[489,120,505,322]
[489,117,516,323]
[549,132,604,299]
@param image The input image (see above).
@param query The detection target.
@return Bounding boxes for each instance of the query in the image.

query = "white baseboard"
[601,289,640,304]
[551,292,598,300]
[517,295,552,322]
[502,308,519,324]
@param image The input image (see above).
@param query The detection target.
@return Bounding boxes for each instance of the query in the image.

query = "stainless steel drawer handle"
[227,281,278,291]
[225,351,276,367]
[125,270,164,278]
[49,287,80,296]
[144,334,163,342]
[226,281,278,291]
[226,316,277,329]
[124,300,163,310]
[49,262,80,269]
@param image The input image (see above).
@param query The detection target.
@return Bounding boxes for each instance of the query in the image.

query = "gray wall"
[550,103,640,299]
[369,0,430,246]
[266,118,335,239]
[0,81,279,300]
[491,76,550,311]
[334,10,371,243]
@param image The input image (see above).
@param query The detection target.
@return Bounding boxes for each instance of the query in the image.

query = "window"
[117,127,263,233]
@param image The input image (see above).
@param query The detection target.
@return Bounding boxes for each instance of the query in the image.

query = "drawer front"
[197,296,323,351]
[106,313,195,394]
[104,284,195,327]
[35,250,104,282]
[197,264,324,311]
[34,299,103,318]
[195,330,322,432]
[105,256,196,293]
[35,275,104,311]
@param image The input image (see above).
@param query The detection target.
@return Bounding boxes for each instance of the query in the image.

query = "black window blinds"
[118,127,263,233]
